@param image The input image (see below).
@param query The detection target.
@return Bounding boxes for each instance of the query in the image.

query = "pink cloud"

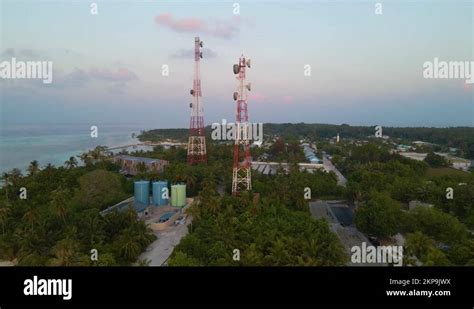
[155,13,205,33]
[53,67,138,88]
[463,82,472,91]
[249,92,266,102]
[282,95,294,103]
[154,13,247,39]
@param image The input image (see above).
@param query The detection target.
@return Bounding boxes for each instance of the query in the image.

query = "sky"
[0,0,473,128]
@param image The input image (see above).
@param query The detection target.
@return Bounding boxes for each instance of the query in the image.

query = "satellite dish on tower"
[189,103,193,108]
[246,59,251,68]
[233,92,238,101]
[233,64,240,74]
[200,41,203,48]
[190,89,194,96]
[200,52,203,58]
[246,83,252,91]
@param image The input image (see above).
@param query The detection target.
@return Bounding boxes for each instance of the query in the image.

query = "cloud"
[155,13,205,32]
[171,48,217,59]
[89,68,138,82]
[282,95,294,103]
[109,82,127,94]
[57,69,91,87]
[249,92,266,102]
[1,48,47,59]
[154,13,249,39]
[53,67,138,88]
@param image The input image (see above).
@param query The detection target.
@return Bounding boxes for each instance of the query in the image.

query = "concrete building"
[302,143,321,164]
[112,155,168,175]
[309,200,354,226]
[251,161,324,175]
[309,200,386,266]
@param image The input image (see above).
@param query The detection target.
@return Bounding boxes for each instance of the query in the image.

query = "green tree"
[0,200,11,235]
[405,232,433,264]
[354,192,402,238]
[27,160,40,176]
[1,172,11,201]
[50,189,69,224]
[49,238,83,266]
[74,169,126,210]
[64,156,78,169]
[168,251,201,266]
[424,152,449,168]
[116,228,142,263]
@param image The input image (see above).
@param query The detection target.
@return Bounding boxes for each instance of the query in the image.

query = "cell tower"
[187,37,207,165]
[231,55,252,194]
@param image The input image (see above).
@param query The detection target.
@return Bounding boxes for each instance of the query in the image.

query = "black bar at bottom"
[0,267,472,306]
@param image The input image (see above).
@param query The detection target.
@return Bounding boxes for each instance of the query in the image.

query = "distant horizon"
[1,121,473,130]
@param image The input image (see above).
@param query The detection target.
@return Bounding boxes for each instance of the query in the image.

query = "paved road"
[322,154,347,187]
[139,217,192,266]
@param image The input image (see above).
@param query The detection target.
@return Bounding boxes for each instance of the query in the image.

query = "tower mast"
[187,37,207,165]
[232,55,252,194]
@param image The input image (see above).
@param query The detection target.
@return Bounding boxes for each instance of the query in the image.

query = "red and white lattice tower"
[232,55,252,194]
[187,37,207,165]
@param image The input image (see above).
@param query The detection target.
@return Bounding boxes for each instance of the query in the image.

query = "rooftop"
[114,155,164,164]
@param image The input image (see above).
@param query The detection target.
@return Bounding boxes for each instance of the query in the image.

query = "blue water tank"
[134,180,150,206]
[152,180,169,206]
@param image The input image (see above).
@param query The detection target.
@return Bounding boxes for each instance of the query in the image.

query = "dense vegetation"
[0,150,156,266]
[2,121,473,267]
[138,127,474,266]
[129,142,348,266]
[424,152,449,168]
[139,123,474,159]
[168,169,347,266]
[327,142,474,265]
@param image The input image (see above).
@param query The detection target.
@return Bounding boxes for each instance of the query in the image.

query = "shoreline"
[0,129,144,175]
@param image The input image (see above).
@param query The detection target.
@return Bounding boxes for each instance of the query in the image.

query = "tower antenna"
[187,37,207,165]
[231,55,252,194]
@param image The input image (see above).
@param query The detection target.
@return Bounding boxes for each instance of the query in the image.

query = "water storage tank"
[152,180,169,206]
[134,181,150,206]
[171,184,186,207]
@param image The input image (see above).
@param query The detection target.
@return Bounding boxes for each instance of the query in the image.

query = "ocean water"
[0,124,156,174]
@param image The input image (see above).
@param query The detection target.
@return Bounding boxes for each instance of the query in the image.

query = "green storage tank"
[171,184,186,207]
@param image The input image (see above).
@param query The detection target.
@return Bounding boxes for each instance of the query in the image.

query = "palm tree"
[131,223,156,248]
[406,231,433,261]
[184,173,197,190]
[204,195,220,215]
[0,200,11,235]
[50,189,68,224]
[64,156,78,169]
[50,238,80,266]
[84,209,101,245]
[118,228,142,263]
[185,202,201,232]
[27,160,40,176]
[23,207,38,231]
[44,163,55,175]
[8,168,23,187]
[78,152,92,166]
[1,172,11,202]
[90,146,109,163]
